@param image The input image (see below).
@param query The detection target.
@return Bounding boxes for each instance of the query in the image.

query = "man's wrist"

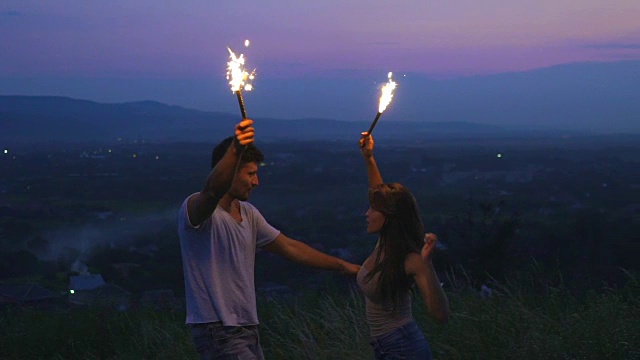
[232,137,244,155]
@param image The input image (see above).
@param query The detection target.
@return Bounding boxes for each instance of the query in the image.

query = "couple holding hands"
[178,119,450,359]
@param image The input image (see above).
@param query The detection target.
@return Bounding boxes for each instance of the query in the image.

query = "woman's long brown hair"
[365,183,424,310]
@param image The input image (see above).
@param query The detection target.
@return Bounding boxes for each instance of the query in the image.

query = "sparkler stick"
[235,91,247,119]
[226,40,255,120]
[366,112,383,135]
[365,72,397,136]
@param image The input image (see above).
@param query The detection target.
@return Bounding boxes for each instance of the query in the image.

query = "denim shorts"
[189,322,264,360]
[369,321,432,360]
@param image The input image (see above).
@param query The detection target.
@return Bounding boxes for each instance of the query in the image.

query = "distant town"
[1,132,638,310]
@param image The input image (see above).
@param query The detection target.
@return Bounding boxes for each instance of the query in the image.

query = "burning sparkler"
[365,72,397,136]
[226,40,255,119]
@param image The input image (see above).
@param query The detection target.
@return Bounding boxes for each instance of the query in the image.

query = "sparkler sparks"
[378,72,397,113]
[366,72,398,135]
[226,41,255,119]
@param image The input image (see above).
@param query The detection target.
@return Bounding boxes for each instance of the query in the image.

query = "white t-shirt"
[178,194,280,326]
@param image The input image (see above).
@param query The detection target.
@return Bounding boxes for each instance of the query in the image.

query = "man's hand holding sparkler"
[235,119,255,146]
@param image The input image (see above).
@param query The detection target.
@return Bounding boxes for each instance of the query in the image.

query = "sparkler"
[226,40,255,119]
[365,72,397,136]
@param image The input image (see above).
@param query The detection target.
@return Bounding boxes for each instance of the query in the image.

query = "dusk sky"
[1,1,639,128]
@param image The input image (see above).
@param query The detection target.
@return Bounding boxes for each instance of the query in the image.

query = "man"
[178,119,360,359]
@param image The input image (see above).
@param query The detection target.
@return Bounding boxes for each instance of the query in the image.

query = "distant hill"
[204,60,640,134]
[0,95,525,144]
[2,61,638,139]
[391,60,640,134]
[0,96,233,143]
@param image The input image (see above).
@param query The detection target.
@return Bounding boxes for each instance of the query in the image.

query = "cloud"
[0,10,22,17]
[583,42,640,50]
[370,41,401,46]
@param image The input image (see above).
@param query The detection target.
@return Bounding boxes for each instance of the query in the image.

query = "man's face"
[229,162,259,201]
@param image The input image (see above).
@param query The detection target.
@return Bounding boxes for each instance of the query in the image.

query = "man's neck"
[218,195,236,213]
[218,195,243,222]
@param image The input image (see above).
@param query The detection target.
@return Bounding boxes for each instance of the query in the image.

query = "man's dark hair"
[211,136,264,168]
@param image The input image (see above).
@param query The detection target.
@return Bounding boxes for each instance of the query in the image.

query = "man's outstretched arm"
[263,233,361,275]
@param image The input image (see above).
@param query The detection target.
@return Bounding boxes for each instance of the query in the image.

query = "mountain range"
[0,95,524,145]
[1,60,638,144]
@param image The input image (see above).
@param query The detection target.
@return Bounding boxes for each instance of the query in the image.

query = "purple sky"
[1,1,639,124]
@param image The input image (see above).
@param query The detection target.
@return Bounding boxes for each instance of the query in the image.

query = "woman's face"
[366,206,386,234]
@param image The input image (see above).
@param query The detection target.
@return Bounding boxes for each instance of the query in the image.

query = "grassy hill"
[2,266,638,359]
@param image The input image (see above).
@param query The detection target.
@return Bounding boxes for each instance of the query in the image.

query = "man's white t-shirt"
[178,194,280,326]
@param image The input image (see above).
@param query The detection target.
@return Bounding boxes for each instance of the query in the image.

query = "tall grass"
[0,306,195,359]
[427,280,639,359]
[259,291,370,359]
[1,270,638,359]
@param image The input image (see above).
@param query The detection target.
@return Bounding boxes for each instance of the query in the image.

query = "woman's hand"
[421,233,438,262]
[359,132,374,159]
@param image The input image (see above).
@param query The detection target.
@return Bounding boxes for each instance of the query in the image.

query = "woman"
[357,133,450,360]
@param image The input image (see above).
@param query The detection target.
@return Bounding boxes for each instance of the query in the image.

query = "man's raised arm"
[187,119,255,226]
